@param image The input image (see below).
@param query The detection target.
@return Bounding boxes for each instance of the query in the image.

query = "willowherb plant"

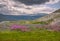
[10,24,31,32]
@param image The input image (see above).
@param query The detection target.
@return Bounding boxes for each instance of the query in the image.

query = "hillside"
[35,9,60,22]
[50,9,60,25]
[53,9,60,13]
[31,9,60,25]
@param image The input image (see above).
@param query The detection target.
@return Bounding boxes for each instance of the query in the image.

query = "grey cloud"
[0,4,6,8]
[0,0,57,15]
[14,0,49,5]
[25,7,32,10]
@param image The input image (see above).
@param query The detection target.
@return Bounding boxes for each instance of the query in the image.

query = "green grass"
[0,29,60,41]
[32,21,48,24]
[31,19,54,24]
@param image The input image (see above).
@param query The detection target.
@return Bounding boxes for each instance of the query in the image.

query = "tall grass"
[0,29,60,41]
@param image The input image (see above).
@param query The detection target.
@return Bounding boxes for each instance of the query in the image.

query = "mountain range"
[0,13,47,22]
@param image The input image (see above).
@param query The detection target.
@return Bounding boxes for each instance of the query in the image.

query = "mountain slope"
[32,9,60,31]
[50,9,60,25]
[35,9,60,22]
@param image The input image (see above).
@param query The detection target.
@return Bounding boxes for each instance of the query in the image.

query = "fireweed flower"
[10,24,31,32]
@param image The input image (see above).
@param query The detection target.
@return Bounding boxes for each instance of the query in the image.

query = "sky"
[0,0,60,15]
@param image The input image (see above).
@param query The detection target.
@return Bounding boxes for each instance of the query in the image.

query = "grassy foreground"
[0,29,60,41]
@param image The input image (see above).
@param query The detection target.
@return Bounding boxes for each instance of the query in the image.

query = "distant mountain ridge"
[0,13,47,22]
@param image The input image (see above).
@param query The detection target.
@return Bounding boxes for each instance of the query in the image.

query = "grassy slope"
[0,29,60,41]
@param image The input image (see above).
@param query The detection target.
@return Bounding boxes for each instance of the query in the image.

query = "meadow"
[0,29,60,41]
[0,20,60,41]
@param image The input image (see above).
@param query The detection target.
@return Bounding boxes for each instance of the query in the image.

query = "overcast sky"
[0,0,60,15]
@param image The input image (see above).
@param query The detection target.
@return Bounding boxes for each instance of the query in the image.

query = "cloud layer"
[46,0,60,4]
[14,0,49,5]
[0,0,60,15]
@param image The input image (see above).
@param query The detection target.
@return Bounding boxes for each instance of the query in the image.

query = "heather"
[10,24,31,32]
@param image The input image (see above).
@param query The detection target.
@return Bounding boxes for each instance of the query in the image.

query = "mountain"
[50,9,60,25]
[53,9,60,13]
[0,14,5,22]
[32,9,60,31]
[46,9,60,31]
[0,13,47,22]
[35,9,60,22]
